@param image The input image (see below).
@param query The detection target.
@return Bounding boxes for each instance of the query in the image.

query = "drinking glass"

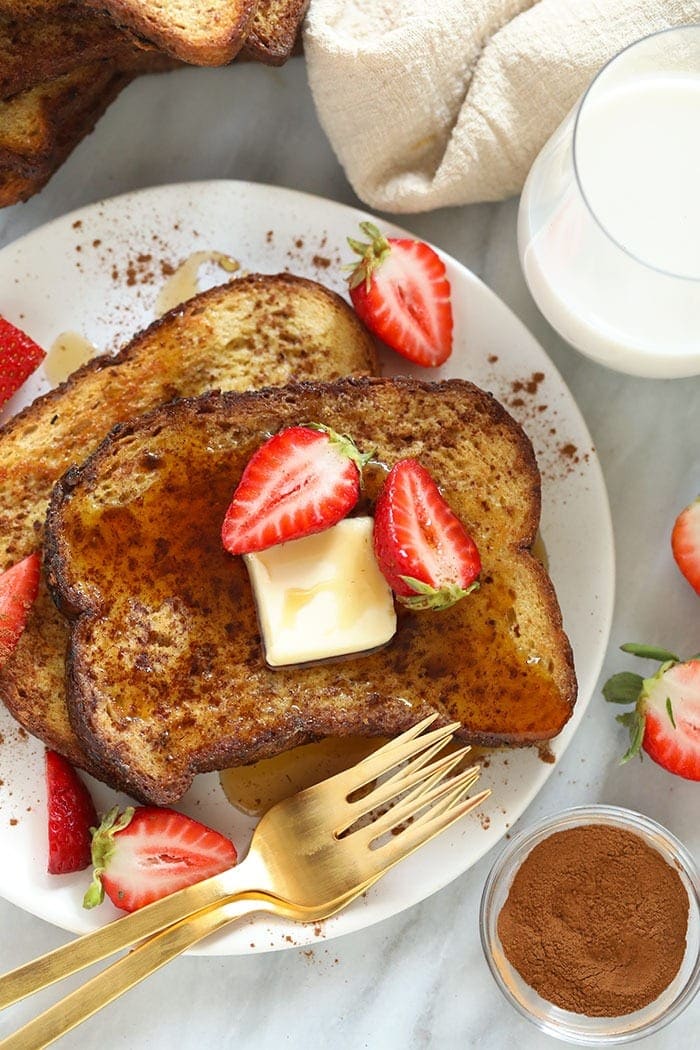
[518,25,700,378]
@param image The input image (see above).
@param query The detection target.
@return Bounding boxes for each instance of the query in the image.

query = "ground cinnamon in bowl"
[496,823,689,1017]
[481,808,700,1042]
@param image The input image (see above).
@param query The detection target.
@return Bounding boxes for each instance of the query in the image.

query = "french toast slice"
[46,377,577,804]
[242,0,308,65]
[0,275,378,775]
[0,52,180,203]
[0,62,131,175]
[0,11,148,100]
[82,0,258,65]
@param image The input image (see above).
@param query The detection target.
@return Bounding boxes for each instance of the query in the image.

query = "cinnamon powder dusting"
[497,824,689,1017]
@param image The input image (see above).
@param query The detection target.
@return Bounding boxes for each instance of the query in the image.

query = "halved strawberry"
[672,497,700,595]
[46,750,98,874]
[84,806,238,912]
[373,459,480,611]
[347,222,453,367]
[221,424,371,555]
[603,643,700,781]
[0,316,45,408]
[0,551,41,667]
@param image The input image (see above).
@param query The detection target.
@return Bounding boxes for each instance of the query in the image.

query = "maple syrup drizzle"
[155,251,240,317]
[44,331,98,385]
[281,574,382,632]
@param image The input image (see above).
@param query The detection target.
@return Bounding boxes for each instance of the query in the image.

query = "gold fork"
[0,715,490,1049]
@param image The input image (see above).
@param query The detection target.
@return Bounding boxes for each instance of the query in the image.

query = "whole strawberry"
[373,458,480,610]
[0,317,45,408]
[46,750,98,874]
[347,222,453,367]
[603,643,700,781]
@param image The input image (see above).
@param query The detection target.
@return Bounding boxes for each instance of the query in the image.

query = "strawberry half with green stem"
[347,222,453,367]
[0,551,41,667]
[46,750,98,874]
[603,642,700,781]
[0,316,45,408]
[672,497,700,595]
[373,458,480,611]
[84,806,238,912]
[221,423,372,555]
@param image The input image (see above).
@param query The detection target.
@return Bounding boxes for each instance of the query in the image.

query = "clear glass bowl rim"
[479,804,700,1045]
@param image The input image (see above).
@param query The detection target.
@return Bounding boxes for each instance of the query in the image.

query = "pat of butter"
[243,517,397,667]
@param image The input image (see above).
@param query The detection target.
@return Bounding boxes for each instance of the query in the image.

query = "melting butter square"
[243,517,397,667]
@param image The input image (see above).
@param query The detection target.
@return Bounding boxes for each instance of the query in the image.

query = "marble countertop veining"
[0,58,698,1050]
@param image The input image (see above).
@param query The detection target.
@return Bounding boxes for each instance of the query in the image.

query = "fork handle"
[0,894,275,1050]
[0,853,269,1012]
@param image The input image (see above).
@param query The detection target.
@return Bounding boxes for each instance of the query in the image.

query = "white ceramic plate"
[0,181,614,955]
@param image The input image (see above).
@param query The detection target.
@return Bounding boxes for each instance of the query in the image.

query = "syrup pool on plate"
[518,27,700,377]
[44,331,98,385]
[155,251,240,316]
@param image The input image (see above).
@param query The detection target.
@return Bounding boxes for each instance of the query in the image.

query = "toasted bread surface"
[0,63,124,173]
[0,52,178,204]
[83,0,257,64]
[0,13,145,100]
[0,162,51,205]
[0,0,70,13]
[242,0,308,65]
[0,69,135,205]
[0,275,378,772]
[46,378,577,804]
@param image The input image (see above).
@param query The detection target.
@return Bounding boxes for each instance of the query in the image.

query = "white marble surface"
[0,59,698,1050]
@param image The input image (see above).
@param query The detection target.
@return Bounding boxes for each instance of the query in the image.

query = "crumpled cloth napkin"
[304,0,700,212]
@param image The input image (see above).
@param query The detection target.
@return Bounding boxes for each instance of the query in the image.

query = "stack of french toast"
[0,272,576,805]
[0,0,308,207]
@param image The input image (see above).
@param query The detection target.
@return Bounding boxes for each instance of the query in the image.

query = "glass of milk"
[518,26,700,378]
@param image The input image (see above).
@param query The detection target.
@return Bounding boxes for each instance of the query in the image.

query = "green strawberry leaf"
[602,672,643,705]
[305,423,374,471]
[617,710,645,764]
[347,223,391,290]
[620,642,679,663]
[398,576,479,611]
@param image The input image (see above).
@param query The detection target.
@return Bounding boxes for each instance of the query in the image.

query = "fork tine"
[337,744,473,834]
[408,770,485,829]
[380,788,492,864]
[354,764,482,846]
[386,747,475,814]
[334,715,461,795]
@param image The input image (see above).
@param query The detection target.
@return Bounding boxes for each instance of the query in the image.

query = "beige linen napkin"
[304,0,700,211]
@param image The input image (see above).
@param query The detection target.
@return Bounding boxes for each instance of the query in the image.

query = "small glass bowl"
[480,806,700,1045]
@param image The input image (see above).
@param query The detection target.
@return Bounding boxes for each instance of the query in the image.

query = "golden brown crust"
[241,0,308,65]
[0,63,129,174]
[82,0,258,65]
[0,13,148,100]
[46,377,577,804]
[0,51,179,205]
[0,275,378,782]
